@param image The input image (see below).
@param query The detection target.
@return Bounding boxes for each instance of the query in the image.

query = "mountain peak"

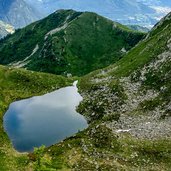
[0,10,144,76]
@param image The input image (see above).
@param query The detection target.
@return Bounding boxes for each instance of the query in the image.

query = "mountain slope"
[0,20,14,39]
[79,11,171,127]
[70,11,171,170]
[0,0,41,28]
[0,10,144,76]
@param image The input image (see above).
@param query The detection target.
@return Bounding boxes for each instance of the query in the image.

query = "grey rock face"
[0,0,41,28]
[0,20,14,39]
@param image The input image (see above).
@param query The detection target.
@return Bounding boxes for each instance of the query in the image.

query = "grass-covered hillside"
[0,10,144,76]
[0,65,72,170]
[79,12,171,121]
[73,12,171,170]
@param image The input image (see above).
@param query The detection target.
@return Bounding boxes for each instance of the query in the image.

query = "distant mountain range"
[0,20,15,39]
[0,0,171,29]
[126,25,150,32]
[25,0,171,28]
[77,11,171,170]
[25,0,156,28]
[0,0,41,28]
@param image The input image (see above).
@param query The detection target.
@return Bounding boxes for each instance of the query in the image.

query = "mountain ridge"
[0,10,145,76]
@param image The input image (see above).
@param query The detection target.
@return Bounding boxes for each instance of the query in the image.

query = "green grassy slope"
[0,10,144,76]
[0,65,72,170]
[72,12,171,170]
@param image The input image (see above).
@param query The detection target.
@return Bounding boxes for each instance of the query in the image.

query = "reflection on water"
[3,81,88,152]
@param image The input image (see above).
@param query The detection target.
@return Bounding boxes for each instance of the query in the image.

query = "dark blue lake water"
[3,81,88,152]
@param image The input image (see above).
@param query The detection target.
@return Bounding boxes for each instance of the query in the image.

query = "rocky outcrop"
[0,20,14,39]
